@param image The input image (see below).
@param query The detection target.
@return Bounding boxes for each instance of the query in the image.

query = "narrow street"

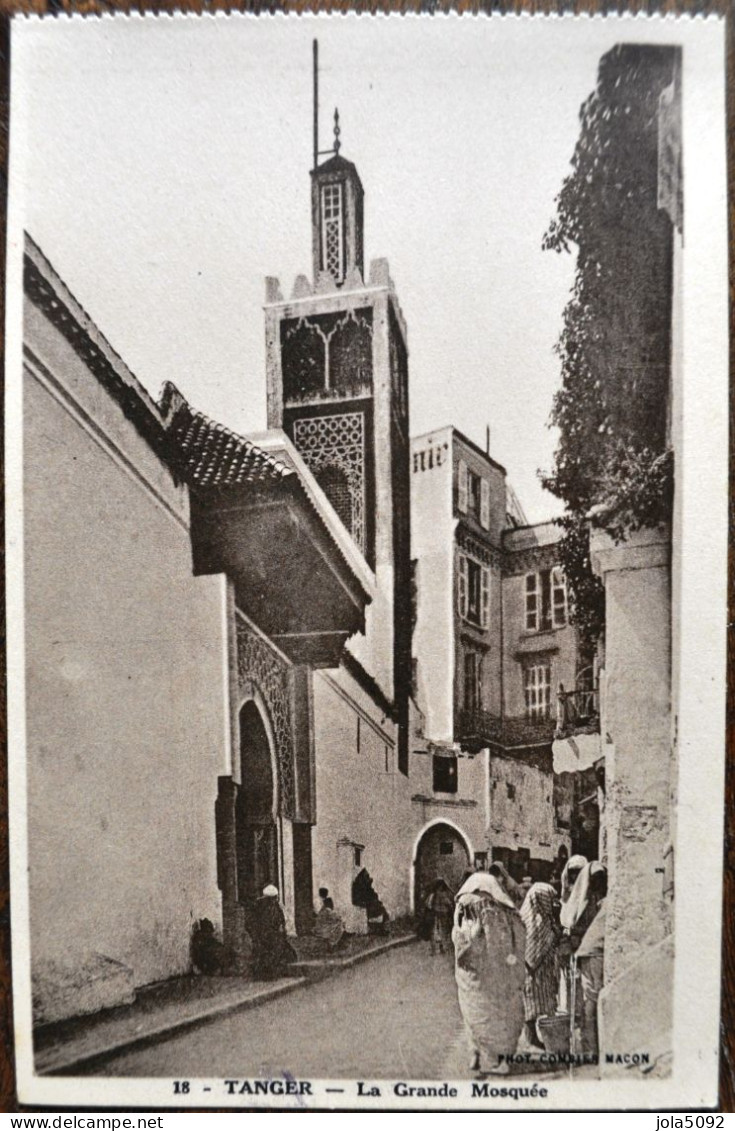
[92,943,474,1081]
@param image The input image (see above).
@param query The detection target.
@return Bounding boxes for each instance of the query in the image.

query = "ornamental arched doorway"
[235,700,278,903]
[413,821,471,912]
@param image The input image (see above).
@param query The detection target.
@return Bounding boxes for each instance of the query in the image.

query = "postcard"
[5,9,728,1111]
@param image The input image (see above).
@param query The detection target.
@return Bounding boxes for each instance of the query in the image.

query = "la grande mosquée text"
[168,1052,654,1102]
[219,1078,552,1100]
[216,1053,650,1100]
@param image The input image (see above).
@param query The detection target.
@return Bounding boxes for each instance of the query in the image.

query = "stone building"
[28,109,526,1022]
[409,426,502,899]
[535,41,685,1074]
[502,521,600,868]
[259,128,416,928]
[410,428,591,890]
[23,235,371,1021]
[583,44,682,1072]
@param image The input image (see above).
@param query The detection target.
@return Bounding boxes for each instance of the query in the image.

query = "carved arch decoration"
[236,618,296,821]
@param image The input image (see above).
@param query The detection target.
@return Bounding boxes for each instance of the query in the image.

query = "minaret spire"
[309,45,364,286]
[312,39,319,171]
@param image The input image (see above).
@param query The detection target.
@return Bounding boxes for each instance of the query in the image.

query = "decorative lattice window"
[524,662,551,721]
[314,464,352,533]
[281,318,325,401]
[321,183,344,283]
[293,412,365,554]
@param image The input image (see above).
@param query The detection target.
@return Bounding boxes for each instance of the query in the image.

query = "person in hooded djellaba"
[424,878,455,955]
[519,882,562,1051]
[249,884,297,980]
[559,861,607,1030]
[452,872,526,1076]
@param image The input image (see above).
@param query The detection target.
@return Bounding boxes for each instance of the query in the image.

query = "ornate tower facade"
[264,121,411,773]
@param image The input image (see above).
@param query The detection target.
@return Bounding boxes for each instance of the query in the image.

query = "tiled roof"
[161,383,291,490]
[158,383,370,607]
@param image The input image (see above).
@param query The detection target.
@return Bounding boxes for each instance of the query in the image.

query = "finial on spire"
[333,108,341,155]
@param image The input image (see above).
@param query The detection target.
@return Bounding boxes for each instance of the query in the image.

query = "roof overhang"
[242,430,376,587]
[190,474,370,668]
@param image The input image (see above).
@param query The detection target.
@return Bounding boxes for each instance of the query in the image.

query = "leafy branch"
[542,45,677,644]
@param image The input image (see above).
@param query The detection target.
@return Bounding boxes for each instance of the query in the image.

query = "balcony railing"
[555,673,600,739]
[456,671,600,752]
[456,707,556,750]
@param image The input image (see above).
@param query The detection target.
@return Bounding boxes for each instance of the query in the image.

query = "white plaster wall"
[488,754,567,863]
[411,427,454,742]
[408,748,487,863]
[311,671,415,921]
[593,529,672,985]
[599,934,674,1074]
[345,582,394,711]
[407,750,486,900]
[358,289,396,700]
[25,322,227,993]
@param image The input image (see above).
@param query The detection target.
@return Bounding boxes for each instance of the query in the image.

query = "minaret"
[310,109,364,289]
[263,44,411,773]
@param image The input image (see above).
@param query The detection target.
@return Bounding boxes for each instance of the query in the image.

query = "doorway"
[413,822,471,911]
[235,701,278,903]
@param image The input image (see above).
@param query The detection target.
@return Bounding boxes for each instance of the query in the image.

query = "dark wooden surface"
[0,0,731,1113]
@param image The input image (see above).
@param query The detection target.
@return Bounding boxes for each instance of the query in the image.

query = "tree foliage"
[542,45,677,645]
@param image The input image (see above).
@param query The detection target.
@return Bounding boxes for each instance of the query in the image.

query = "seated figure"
[366,896,390,935]
[313,886,345,949]
[249,885,297,980]
[191,917,226,975]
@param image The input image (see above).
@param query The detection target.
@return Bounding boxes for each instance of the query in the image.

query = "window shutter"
[552,567,567,627]
[480,478,490,530]
[458,554,469,618]
[480,567,490,629]
[525,573,538,631]
[458,460,468,513]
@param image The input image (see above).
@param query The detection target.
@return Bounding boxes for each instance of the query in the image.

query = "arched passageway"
[413,822,471,910]
[235,701,278,903]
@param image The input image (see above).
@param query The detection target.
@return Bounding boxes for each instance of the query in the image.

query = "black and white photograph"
[4,12,728,1111]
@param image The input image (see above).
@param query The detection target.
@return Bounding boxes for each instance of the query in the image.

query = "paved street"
[93,942,473,1080]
